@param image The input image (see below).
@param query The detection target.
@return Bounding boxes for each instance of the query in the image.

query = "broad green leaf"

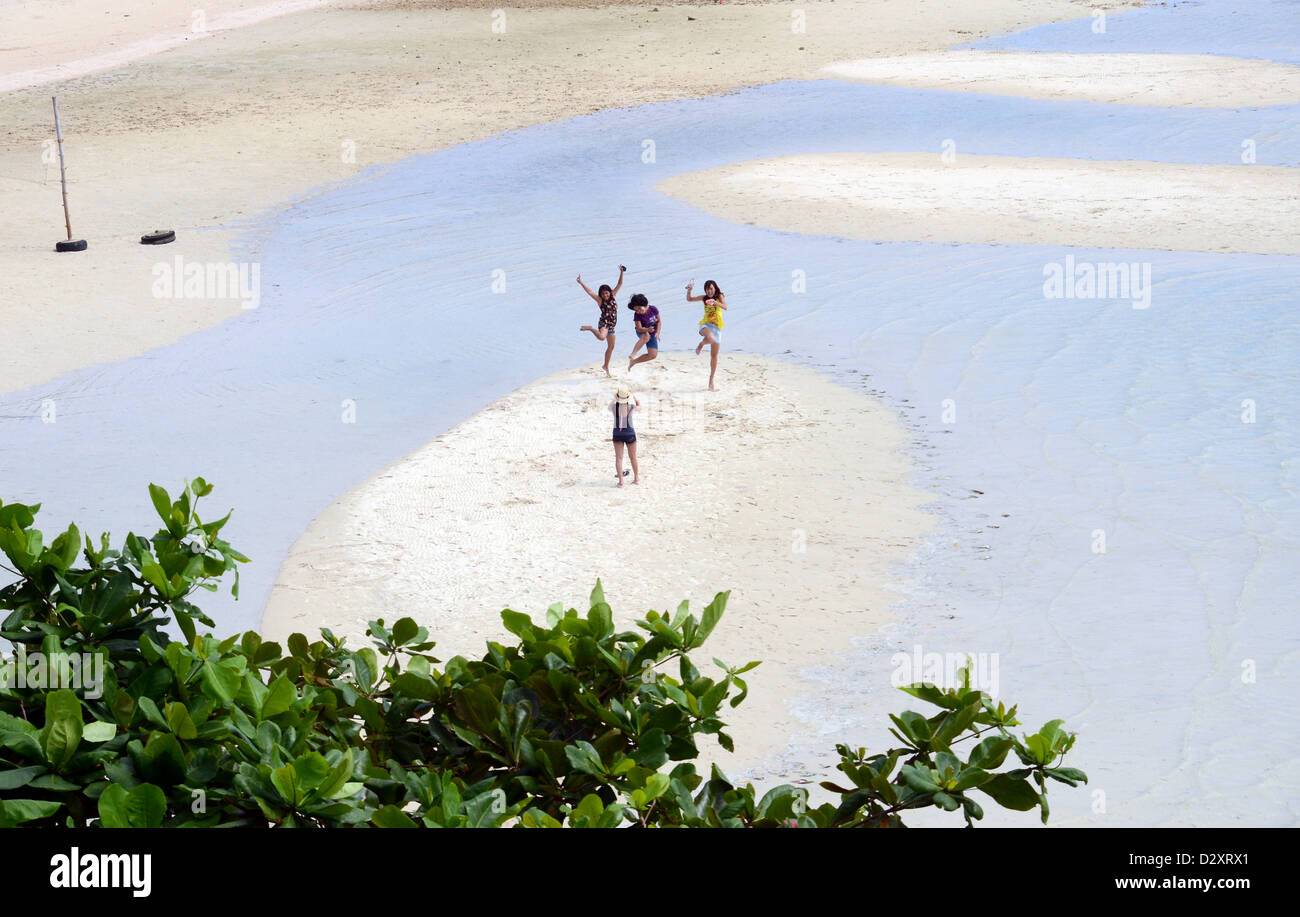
[372,805,418,828]
[391,618,418,646]
[97,783,166,828]
[139,733,187,786]
[643,773,671,801]
[39,689,83,769]
[260,674,296,720]
[900,764,941,794]
[572,794,604,824]
[0,712,39,738]
[135,696,168,730]
[291,752,331,794]
[500,610,535,640]
[0,765,45,790]
[978,774,1040,811]
[164,703,198,740]
[0,798,61,825]
[1026,733,1055,765]
[693,591,729,646]
[201,657,241,703]
[464,789,506,827]
[1044,766,1088,787]
[270,765,299,806]
[952,767,991,792]
[932,791,961,811]
[97,784,130,828]
[126,783,166,828]
[140,559,169,597]
[148,484,173,527]
[316,748,354,800]
[587,602,613,641]
[0,729,45,760]
[29,773,78,792]
[82,721,117,743]
[968,736,1014,770]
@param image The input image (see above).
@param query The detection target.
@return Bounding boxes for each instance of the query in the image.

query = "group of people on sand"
[577,266,727,390]
[576,266,728,486]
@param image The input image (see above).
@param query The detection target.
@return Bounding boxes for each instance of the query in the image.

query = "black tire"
[55,239,87,252]
[141,229,175,245]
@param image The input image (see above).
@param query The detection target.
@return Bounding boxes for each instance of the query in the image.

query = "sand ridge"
[262,353,934,781]
[658,152,1300,254]
[821,51,1300,108]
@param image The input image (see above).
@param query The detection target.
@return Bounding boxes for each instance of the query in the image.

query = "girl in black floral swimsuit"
[578,265,625,377]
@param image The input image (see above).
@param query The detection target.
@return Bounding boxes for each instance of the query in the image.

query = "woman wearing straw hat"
[610,386,640,486]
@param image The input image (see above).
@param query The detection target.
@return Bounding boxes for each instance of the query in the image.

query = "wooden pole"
[52,96,72,241]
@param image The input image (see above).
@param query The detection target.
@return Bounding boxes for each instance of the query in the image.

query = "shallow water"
[967,0,1300,64]
[1,2,1296,826]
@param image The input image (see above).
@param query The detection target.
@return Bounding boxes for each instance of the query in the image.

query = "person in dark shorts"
[610,385,640,486]
[626,293,661,372]
[577,265,626,376]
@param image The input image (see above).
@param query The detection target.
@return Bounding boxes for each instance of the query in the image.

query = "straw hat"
[614,386,632,404]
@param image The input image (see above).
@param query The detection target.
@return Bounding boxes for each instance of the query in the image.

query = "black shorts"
[612,428,636,444]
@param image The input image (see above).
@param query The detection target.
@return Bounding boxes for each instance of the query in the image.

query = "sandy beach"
[4,0,1297,829]
[1,0,1120,394]
[262,353,933,781]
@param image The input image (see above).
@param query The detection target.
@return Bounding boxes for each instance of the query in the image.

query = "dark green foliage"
[0,480,1085,827]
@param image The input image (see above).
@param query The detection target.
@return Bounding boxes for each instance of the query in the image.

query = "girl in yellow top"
[686,278,727,391]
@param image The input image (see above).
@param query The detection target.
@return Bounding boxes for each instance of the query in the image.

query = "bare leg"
[629,332,648,361]
[630,348,658,369]
[603,334,616,376]
[628,442,640,484]
[614,441,625,486]
[582,326,609,341]
[708,341,720,391]
[696,327,707,355]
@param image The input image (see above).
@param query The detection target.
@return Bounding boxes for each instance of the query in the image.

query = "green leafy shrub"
[0,479,1085,827]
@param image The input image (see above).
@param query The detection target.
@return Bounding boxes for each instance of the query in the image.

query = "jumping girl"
[686,278,726,391]
[626,293,661,372]
[578,265,626,376]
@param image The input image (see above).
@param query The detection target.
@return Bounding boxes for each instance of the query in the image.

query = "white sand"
[658,152,1300,254]
[0,0,1118,395]
[0,0,337,92]
[262,353,934,780]
[821,51,1300,108]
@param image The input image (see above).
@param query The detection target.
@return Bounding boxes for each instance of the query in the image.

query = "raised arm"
[611,265,626,296]
[577,274,599,303]
[685,280,704,302]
